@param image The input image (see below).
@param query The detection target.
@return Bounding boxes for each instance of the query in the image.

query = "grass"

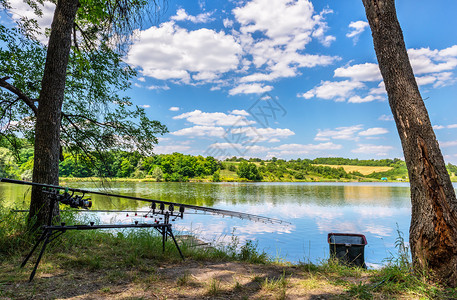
[2,207,457,299]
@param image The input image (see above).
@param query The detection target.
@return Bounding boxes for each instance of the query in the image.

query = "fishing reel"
[60,194,92,209]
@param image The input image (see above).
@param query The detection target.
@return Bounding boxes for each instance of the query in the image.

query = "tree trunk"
[29,0,79,229]
[363,0,457,286]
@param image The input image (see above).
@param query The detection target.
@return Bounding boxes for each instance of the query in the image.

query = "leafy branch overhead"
[0,3,168,158]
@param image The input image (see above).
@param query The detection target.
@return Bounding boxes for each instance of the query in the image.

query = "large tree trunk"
[29,0,79,229]
[363,0,457,286]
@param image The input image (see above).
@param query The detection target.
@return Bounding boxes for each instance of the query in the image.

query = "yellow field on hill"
[314,164,393,175]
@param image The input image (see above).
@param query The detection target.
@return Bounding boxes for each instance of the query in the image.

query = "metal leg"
[21,230,48,268]
[162,226,166,253]
[167,227,184,260]
[28,230,52,282]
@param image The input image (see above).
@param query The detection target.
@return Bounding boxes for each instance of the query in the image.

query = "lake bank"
[1,226,455,300]
[0,205,453,300]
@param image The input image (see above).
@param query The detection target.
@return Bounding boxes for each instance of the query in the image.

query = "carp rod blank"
[0,178,289,224]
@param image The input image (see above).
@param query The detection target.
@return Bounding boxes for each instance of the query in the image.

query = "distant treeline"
[1,146,457,182]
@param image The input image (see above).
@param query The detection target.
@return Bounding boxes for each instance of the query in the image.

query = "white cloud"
[346,21,369,43]
[408,46,457,76]
[272,142,342,156]
[334,63,382,82]
[315,125,363,141]
[173,110,255,126]
[351,144,393,156]
[7,0,55,42]
[230,127,295,140]
[147,84,170,90]
[348,95,383,103]
[127,21,242,83]
[169,107,180,111]
[138,77,146,82]
[370,81,387,95]
[434,124,457,130]
[299,80,365,101]
[171,125,226,137]
[440,140,457,147]
[153,144,191,154]
[359,127,388,136]
[139,104,150,108]
[171,8,214,23]
[230,109,250,116]
[269,138,280,143]
[379,114,394,121]
[223,18,234,28]
[232,0,339,82]
[229,83,273,95]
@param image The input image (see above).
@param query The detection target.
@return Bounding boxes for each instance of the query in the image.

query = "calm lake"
[1,181,432,267]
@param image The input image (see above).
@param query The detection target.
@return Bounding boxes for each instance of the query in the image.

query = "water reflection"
[1,181,417,264]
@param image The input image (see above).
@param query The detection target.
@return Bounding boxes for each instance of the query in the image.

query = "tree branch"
[0,77,38,115]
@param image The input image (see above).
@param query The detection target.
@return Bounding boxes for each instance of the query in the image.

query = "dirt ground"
[0,259,370,300]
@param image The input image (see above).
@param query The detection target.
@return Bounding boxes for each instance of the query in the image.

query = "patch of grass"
[233,278,243,291]
[262,271,287,291]
[176,271,191,286]
[206,278,222,296]
[300,275,322,291]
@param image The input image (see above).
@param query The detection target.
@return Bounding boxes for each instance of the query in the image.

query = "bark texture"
[29,0,79,228]
[363,0,457,286]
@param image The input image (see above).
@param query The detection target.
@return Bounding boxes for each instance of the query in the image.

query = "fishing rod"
[1,178,287,224]
[2,177,289,281]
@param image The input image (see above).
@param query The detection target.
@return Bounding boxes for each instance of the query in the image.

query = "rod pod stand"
[21,190,184,282]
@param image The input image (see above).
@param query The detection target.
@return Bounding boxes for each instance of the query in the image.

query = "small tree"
[237,162,262,181]
[151,167,163,182]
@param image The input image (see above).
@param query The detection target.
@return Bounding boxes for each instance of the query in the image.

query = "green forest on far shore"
[1,144,457,183]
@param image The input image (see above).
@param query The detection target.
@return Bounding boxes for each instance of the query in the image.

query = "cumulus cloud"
[408,46,457,75]
[124,1,341,94]
[271,142,342,156]
[7,0,55,42]
[348,95,383,103]
[299,80,365,101]
[359,127,388,136]
[171,8,214,23]
[153,144,192,154]
[232,0,339,83]
[440,140,457,147]
[169,106,180,111]
[351,144,393,156]
[346,21,369,43]
[230,109,250,116]
[315,125,363,141]
[139,104,150,108]
[173,110,255,126]
[379,114,394,121]
[126,21,242,83]
[171,125,226,137]
[229,83,273,95]
[147,85,170,90]
[434,124,457,130]
[230,127,294,139]
[334,63,382,82]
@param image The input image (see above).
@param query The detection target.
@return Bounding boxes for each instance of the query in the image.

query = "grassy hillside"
[314,164,393,175]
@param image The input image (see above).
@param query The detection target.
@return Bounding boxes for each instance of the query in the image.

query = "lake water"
[1,181,423,267]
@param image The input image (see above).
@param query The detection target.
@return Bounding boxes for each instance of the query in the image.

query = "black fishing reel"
[60,195,92,209]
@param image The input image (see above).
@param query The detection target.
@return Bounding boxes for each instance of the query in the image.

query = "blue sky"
[5,0,457,162]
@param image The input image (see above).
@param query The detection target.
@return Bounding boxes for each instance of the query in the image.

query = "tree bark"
[363,0,457,286]
[29,0,79,229]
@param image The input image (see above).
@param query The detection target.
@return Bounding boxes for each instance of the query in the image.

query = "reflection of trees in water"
[4,182,412,210]
[0,184,31,209]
